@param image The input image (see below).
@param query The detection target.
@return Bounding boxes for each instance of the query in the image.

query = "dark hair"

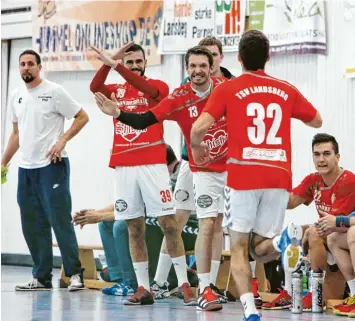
[19,50,41,65]
[185,46,214,67]
[198,36,223,55]
[312,133,339,154]
[238,30,269,71]
[126,44,146,60]
[166,144,177,166]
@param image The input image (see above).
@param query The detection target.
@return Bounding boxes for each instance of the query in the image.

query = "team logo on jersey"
[331,193,336,204]
[174,189,189,203]
[116,88,126,98]
[204,129,228,157]
[115,199,128,212]
[197,195,213,208]
[115,122,147,142]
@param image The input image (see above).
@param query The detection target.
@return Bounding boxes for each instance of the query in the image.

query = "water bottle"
[291,271,303,314]
[311,270,324,313]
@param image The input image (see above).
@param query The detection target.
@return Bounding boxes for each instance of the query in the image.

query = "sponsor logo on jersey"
[115,122,148,142]
[197,195,213,208]
[243,147,287,162]
[115,199,128,212]
[174,189,190,203]
[204,129,228,157]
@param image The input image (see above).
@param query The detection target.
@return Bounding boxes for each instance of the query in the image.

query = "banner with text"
[33,1,163,71]
[247,0,327,55]
[344,0,355,78]
[159,0,246,54]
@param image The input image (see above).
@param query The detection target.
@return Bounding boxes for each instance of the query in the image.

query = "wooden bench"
[53,243,115,289]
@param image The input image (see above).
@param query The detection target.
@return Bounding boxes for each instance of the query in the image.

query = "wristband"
[336,215,350,228]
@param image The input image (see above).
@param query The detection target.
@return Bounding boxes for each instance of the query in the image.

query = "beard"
[131,68,145,76]
[22,74,35,83]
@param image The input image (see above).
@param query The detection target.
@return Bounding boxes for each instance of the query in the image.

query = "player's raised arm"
[91,44,168,102]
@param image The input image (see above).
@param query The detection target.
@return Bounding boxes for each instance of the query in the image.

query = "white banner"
[344,0,355,78]
[248,0,327,55]
[159,0,246,54]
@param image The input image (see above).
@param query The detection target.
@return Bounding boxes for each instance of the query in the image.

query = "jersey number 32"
[247,103,282,145]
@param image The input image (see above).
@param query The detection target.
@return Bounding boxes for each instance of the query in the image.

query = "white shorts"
[223,188,289,238]
[114,164,175,220]
[173,160,196,212]
[193,171,226,219]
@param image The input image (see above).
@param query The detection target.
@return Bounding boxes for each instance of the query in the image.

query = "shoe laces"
[28,278,39,288]
[344,295,355,305]
[70,274,81,283]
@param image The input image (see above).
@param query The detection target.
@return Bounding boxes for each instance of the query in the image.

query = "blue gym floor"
[1,265,341,321]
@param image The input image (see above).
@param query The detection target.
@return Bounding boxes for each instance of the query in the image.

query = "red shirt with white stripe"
[292,170,355,216]
[151,77,228,173]
[108,79,169,167]
[203,70,318,191]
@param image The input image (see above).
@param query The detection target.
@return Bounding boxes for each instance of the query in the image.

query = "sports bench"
[53,243,345,308]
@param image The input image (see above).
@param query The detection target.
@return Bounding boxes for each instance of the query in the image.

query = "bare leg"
[308,226,327,270]
[327,232,353,279]
[126,217,150,291]
[229,230,258,317]
[211,214,223,261]
[126,217,148,262]
[159,210,191,254]
[195,218,215,273]
[158,215,189,287]
[249,233,280,263]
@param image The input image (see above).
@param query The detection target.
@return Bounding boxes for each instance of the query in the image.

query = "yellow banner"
[33,1,163,71]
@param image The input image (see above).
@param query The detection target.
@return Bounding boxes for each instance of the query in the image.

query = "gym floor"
[1,266,341,321]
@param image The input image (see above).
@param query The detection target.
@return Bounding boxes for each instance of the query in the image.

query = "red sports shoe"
[176,282,197,306]
[333,295,355,316]
[261,289,291,310]
[252,278,263,309]
[197,286,223,311]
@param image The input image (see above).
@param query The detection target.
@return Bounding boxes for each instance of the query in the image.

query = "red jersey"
[292,170,355,216]
[204,70,318,191]
[151,77,228,173]
[108,79,169,167]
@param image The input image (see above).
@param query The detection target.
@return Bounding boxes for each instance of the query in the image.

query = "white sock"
[348,279,355,296]
[284,272,292,295]
[210,260,220,285]
[240,292,258,317]
[154,253,172,286]
[250,261,256,278]
[198,273,210,292]
[171,255,189,287]
[133,261,150,291]
[272,235,281,252]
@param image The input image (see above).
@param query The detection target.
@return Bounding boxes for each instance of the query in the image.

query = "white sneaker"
[15,278,53,291]
[68,274,85,292]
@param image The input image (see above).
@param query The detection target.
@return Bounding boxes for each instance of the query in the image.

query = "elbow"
[311,113,323,128]
[89,82,99,94]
